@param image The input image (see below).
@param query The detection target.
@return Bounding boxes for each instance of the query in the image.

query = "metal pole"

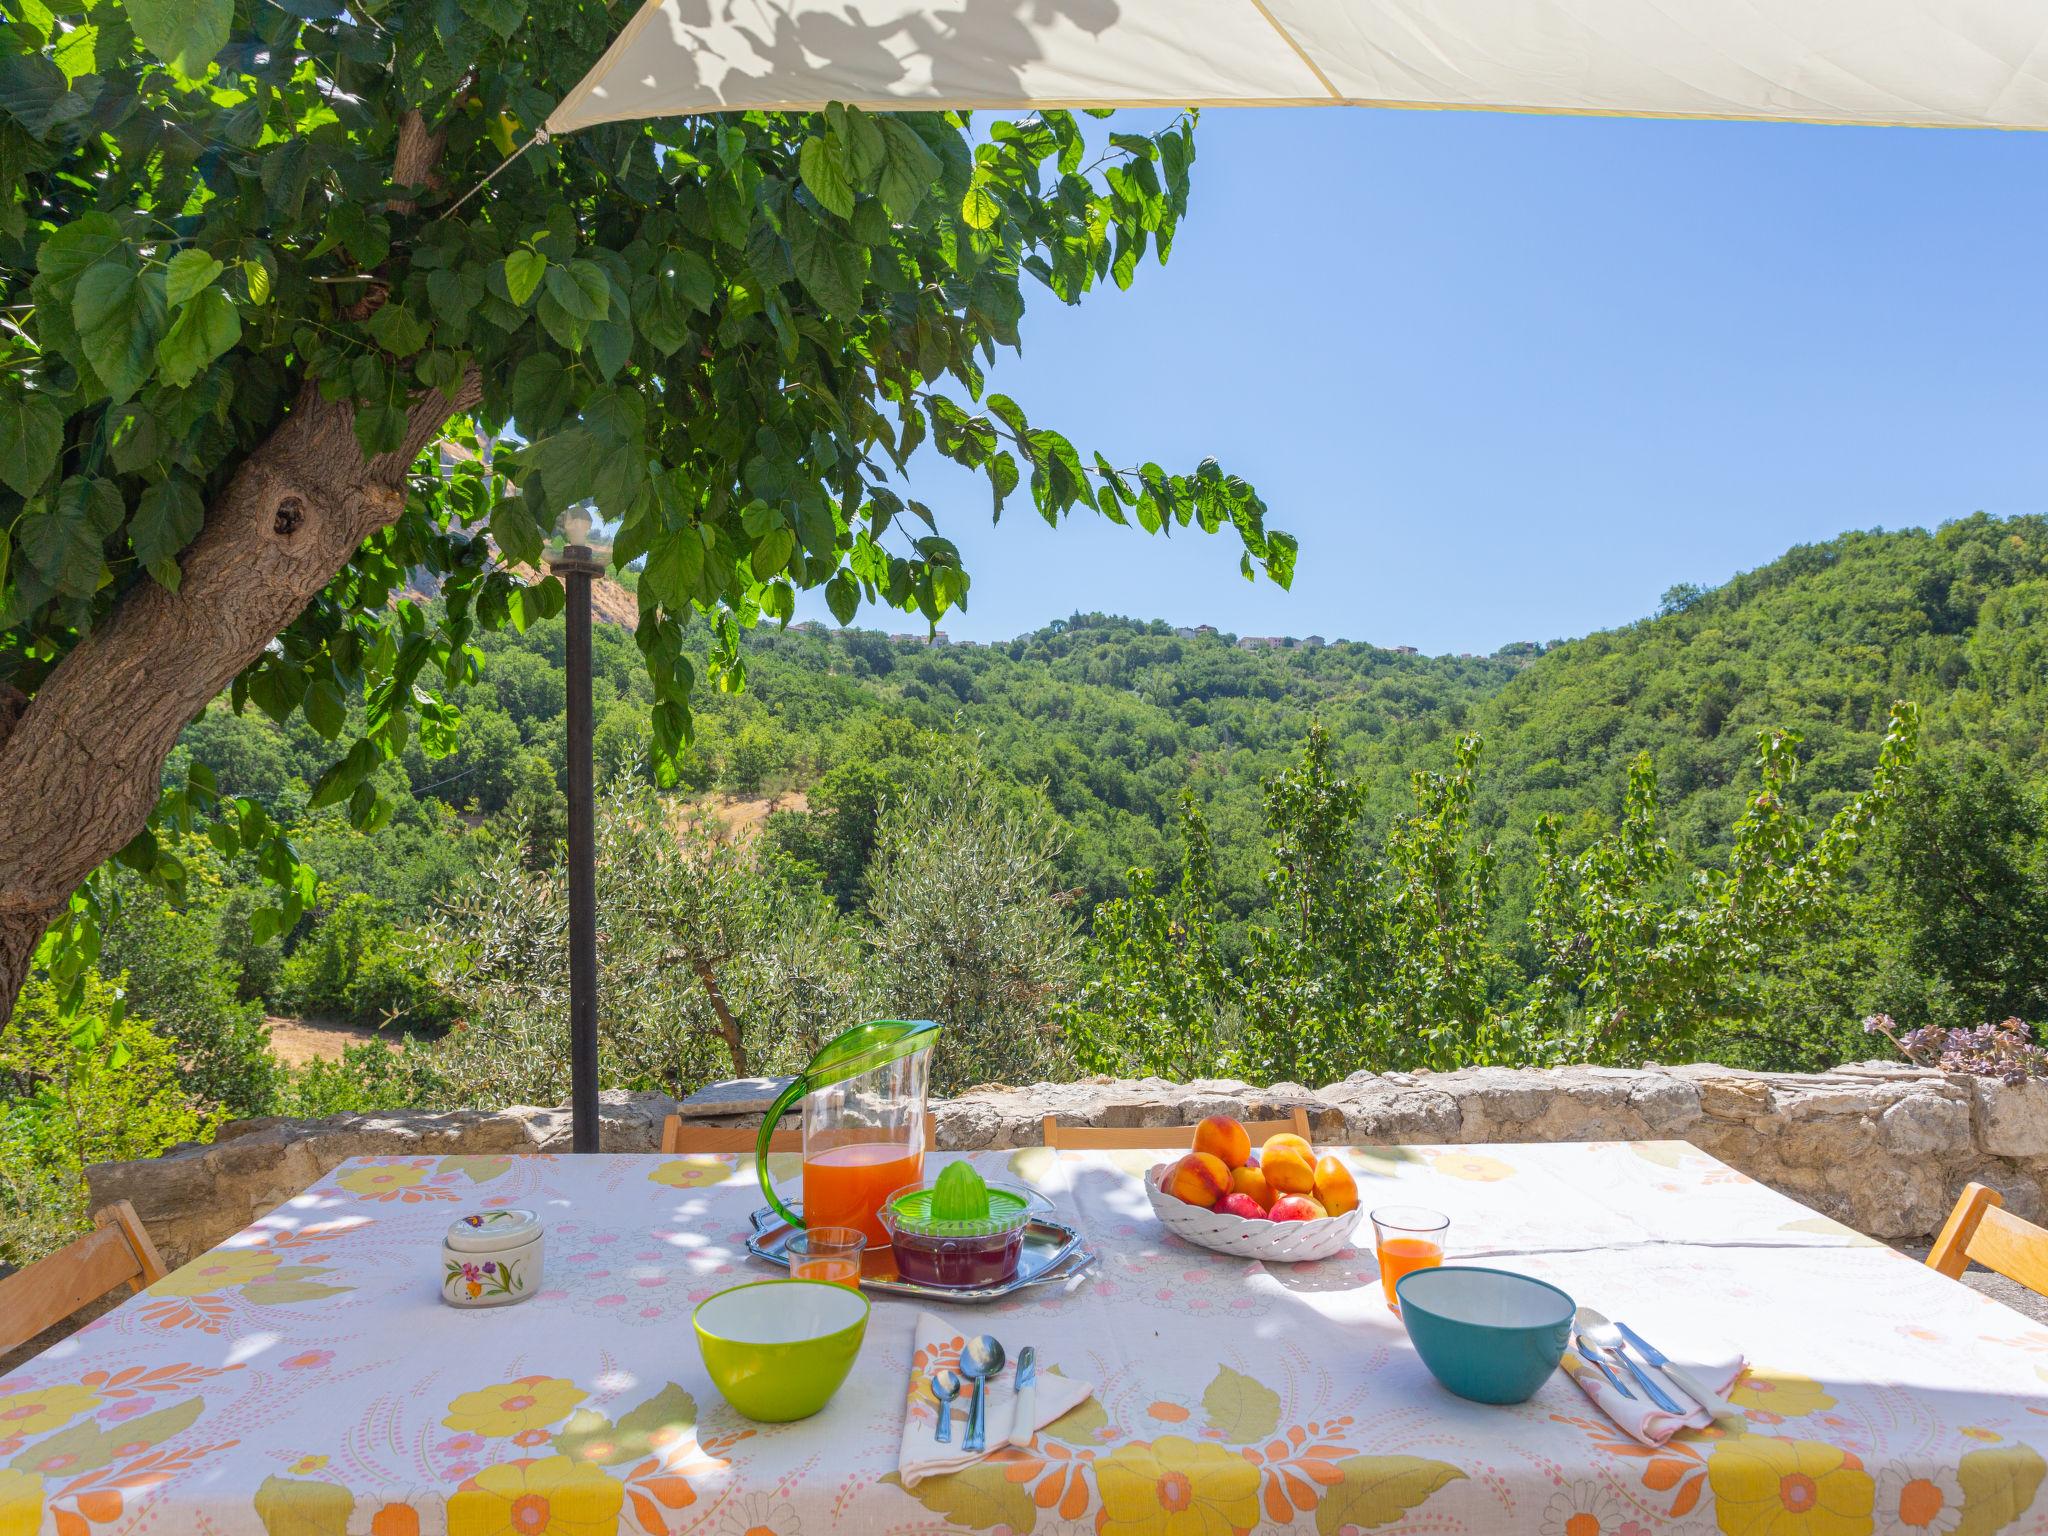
[552,542,603,1152]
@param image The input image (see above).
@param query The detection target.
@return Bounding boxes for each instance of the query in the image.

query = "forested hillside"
[10,512,2048,1261]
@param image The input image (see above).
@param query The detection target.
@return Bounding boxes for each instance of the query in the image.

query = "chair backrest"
[1927,1182,2048,1297]
[1040,1107,1314,1151]
[0,1201,167,1356]
[660,1113,940,1156]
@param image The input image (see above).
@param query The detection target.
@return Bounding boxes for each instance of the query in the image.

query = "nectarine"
[1261,1142,1317,1196]
[1261,1132,1314,1165]
[1312,1155,1358,1217]
[1164,1151,1232,1208]
[1269,1194,1328,1222]
[1229,1165,1275,1211]
[1216,1192,1268,1221]
[1192,1115,1251,1169]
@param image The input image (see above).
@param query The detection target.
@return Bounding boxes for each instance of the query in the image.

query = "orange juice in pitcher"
[758,1021,938,1250]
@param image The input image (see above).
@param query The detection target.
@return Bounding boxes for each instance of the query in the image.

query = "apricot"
[1164,1150,1232,1208]
[1261,1142,1317,1196]
[1229,1165,1275,1211]
[1269,1194,1328,1222]
[1216,1192,1268,1221]
[1261,1132,1314,1167]
[1192,1115,1252,1169]
[1312,1155,1359,1217]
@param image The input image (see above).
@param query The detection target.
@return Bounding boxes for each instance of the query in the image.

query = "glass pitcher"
[757,1020,939,1247]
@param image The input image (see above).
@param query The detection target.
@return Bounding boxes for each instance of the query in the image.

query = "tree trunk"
[0,369,481,1022]
[690,958,750,1077]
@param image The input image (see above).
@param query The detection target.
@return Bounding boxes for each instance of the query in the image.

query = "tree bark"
[689,958,750,1077]
[0,369,481,1021]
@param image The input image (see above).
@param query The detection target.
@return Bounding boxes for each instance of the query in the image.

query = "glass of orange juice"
[788,1226,866,1288]
[1370,1206,1448,1312]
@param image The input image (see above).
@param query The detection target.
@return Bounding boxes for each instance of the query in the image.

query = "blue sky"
[793,105,2048,653]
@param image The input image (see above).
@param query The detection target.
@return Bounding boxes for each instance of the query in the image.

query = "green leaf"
[0,393,64,498]
[799,137,856,221]
[545,261,611,322]
[1956,1445,2046,1536]
[459,0,526,39]
[825,570,858,626]
[789,214,866,317]
[503,249,547,307]
[309,739,380,809]
[303,677,347,740]
[131,477,205,590]
[751,526,795,579]
[155,288,240,388]
[878,118,941,219]
[1314,1457,1465,1535]
[73,262,167,402]
[37,214,129,288]
[354,401,408,457]
[22,477,121,596]
[128,0,231,75]
[512,352,575,434]
[878,1463,1035,1536]
[1200,1363,1281,1442]
[961,175,1001,231]
[163,250,224,307]
[366,302,429,357]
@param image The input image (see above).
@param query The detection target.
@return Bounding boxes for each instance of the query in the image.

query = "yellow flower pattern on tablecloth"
[443,1376,587,1438]
[648,1156,733,1189]
[1729,1370,1837,1421]
[1709,1436,1874,1536]
[0,1467,43,1536]
[447,1455,624,1536]
[151,1246,284,1298]
[1430,1150,1515,1182]
[0,1383,101,1438]
[337,1163,434,1199]
[1093,1434,1262,1536]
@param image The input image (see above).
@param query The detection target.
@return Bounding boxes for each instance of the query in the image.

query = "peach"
[1216,1193,1268,1222]
[1164,1151,1232,1208]
[1229,1166,1275,1211]
[1192,1115,1251,1169]
[1312,1155,1358,1217]
[1261,1132,1314,1165]
[1269,1194,1328,1222]
[1261,1142,1317,1196]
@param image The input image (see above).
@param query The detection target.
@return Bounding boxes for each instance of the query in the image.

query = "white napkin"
[898,1309,1095,1487]
[1563,1341,1746,1447]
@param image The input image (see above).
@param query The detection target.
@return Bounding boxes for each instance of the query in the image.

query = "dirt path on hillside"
[265,1015,406,1066]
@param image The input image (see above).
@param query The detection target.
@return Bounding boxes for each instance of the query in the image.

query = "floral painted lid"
[445,1208,543,1254]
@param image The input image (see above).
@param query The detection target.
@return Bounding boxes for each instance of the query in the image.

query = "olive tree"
[0,0,1292,1017]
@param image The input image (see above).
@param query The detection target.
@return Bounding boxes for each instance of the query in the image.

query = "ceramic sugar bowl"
[442,1209,544,1308]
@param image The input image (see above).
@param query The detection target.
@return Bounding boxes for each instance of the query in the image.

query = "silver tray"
[746,1207,1096,1303]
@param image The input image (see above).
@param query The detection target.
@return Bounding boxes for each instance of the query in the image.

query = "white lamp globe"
[562,503,594,546]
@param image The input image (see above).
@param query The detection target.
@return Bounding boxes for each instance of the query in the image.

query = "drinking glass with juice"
[1370,1205,1449,1311]
[787,1226,866,1287]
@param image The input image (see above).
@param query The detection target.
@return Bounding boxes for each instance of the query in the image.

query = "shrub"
[278,895,449,1028]
[0,974,219,1267]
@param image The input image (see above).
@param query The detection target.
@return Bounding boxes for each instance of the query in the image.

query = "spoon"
[1574,1308,1682,1414]
[929,1368,962,1444]
[959,1335,1006,1453]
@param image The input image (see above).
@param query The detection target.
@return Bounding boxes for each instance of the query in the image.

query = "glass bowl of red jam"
[879,1170,1047,1290]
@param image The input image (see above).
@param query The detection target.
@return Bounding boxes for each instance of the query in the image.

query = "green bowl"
[1395,1265,1574,1405]
[694,1279,870,1422]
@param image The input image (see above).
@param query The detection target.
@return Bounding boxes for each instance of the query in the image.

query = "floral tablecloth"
[5,1141,2047,1536]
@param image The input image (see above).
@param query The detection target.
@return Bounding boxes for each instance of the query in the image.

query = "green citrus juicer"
[878,1162,1046,1289]
[757,1019,939,1247]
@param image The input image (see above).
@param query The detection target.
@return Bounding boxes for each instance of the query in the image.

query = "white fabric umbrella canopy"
[548,0,2048,135]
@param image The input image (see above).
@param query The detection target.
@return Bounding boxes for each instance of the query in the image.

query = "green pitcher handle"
[757,1074,810,1231]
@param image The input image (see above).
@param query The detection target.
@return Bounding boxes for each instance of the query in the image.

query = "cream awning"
[547,0,2048,135]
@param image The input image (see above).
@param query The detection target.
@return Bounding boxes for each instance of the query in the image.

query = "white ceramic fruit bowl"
[1144,1164,1363,1264]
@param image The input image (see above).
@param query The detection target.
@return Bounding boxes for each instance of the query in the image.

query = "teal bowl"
[1395,1266,1574,1405]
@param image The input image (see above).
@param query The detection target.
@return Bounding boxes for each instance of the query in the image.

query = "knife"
[1008,1347,1038,1450]
[1616,1321,1738,1419]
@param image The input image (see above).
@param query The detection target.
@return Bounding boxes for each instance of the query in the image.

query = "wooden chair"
[0,1202,167,1356]
[1927,1182,2048,1297]
[661,1113,941,1155]
[1040,1106,1314,1151]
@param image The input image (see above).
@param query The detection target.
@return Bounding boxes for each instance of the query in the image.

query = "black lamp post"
[550,503,603,1151]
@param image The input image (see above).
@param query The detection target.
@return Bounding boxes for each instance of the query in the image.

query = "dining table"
[4,1138,2047,1536]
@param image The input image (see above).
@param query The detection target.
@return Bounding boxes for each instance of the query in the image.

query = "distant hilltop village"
[785,619,1543,664]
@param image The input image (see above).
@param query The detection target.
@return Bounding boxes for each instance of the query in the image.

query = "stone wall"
[85,1064,2048,1267]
